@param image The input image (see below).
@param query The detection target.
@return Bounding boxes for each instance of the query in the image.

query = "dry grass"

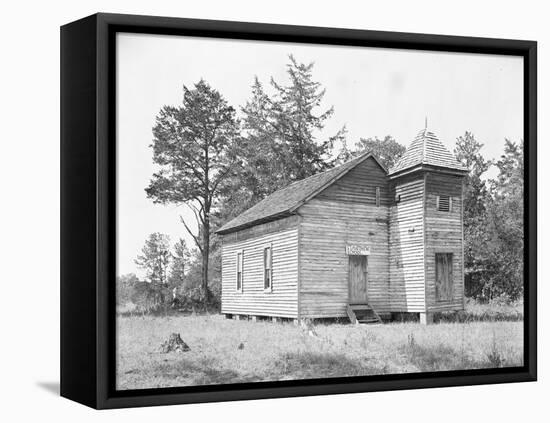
[116,313,523,390]
[433,298,524,323]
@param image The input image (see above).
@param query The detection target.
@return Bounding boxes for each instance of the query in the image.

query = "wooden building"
[216,129,468,324]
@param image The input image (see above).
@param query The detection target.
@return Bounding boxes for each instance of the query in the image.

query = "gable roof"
[216,152,385,234]
[389,129,468,176]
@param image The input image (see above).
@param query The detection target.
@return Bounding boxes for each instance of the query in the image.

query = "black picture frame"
[60,12,537,409]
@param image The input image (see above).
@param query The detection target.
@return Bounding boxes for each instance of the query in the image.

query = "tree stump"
[160,333,190,353]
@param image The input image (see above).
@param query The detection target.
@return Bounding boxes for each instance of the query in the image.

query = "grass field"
[116,303,523,390]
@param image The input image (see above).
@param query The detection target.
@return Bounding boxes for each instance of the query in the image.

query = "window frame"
[235,249,243,293]
[436,194,452,212]
[263,244,273,292]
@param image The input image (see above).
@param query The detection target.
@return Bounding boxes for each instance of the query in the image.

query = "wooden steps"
[346,303,383,324]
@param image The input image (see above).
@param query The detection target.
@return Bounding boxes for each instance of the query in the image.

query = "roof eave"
[215,210,295,235]
[388,163,469,179]
[217,152,381,234]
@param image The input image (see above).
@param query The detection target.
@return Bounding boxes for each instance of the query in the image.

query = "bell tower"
[388,128,468,323]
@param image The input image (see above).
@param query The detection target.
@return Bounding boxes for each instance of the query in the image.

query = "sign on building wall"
[346,244,371,255]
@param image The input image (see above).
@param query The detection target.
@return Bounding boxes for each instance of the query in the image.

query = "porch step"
[346,303,383,325]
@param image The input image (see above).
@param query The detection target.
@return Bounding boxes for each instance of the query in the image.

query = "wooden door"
[348,255,368,303]
[435,253,453,301]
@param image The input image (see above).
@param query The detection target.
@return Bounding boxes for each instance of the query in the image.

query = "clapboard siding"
[424,172,464,311]
[219,150,466,320]
[220,217,299,318]
[317,158,390,205]
[299,157,391,318]
[389,175,426,312]
[221,215,300,244]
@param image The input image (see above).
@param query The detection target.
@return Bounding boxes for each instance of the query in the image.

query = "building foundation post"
[419,312,433,325]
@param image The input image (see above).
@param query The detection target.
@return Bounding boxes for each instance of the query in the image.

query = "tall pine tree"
[146,80,240,304]
[269,55,338,180]
[215,55,344,225]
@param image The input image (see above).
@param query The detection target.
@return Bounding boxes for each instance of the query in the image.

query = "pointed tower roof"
[389,128,468,177]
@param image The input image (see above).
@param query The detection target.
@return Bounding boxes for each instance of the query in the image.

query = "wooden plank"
[221,215,299,244]
[346,304,358,324]
[221,159,466,318]
[424,172,464,311]
[297,215,302,320]
[389,174,426,312]
[298,157,391,317]
[349,256,368,303]
[423,172,428,314]
[461,179,465,310]
[221,226,299,318]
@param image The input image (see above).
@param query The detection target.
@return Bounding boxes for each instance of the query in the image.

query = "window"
[375,187,381,207]
[263,245,272,291]
[437,195,452,212]
[236,250,243,292]
[435,253,453,301]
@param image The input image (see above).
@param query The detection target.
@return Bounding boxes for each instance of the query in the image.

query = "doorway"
[348,255,368,303]
[435,253,453,301]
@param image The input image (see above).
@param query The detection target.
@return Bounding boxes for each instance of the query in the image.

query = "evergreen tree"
[169,238,191,289]
[116,273,140,306]
[268,55,339,180]
[134,233,171,286]
[454,132,492,298]
[215,56,344,225]
[332,134,405,169]
[146,80,240,304]
[353,136,405,169]
[454,134,524,301]
[485,139,524,300]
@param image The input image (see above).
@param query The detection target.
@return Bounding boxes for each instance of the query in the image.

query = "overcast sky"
[116,32,523,278]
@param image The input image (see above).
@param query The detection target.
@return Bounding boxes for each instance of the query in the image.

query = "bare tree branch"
[188,202,205,226]
[179,214,203,253]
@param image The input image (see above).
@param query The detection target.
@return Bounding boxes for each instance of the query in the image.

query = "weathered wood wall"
[424,172,464,311]
[389,174,427,312]
[298,157,391,318]
[220,216,299,318]
[220,159,465,319]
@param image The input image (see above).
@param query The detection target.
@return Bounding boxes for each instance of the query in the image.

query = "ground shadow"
[36,381,60,396]
[137,357,260,388]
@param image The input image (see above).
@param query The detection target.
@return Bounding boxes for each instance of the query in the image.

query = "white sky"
[116,32,523,278]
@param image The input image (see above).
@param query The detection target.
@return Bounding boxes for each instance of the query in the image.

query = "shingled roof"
[389,129,468,176]
[217,152,383,235]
